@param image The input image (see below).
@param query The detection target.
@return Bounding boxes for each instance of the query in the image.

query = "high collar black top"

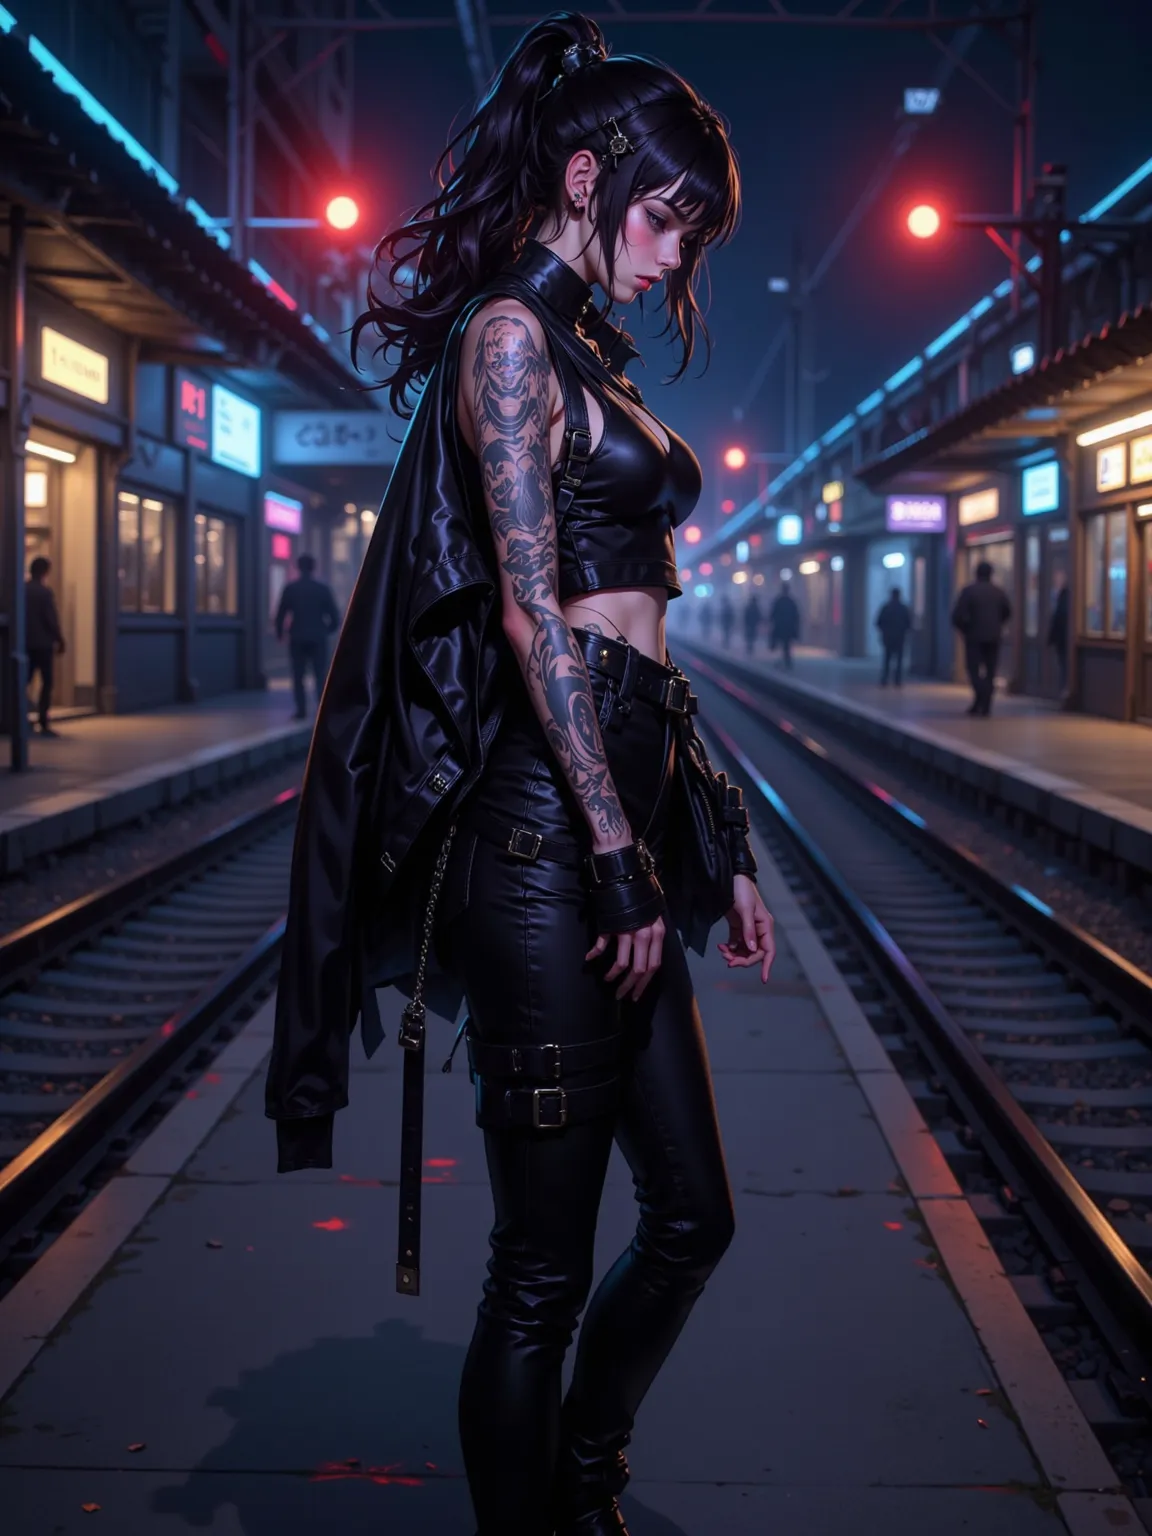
[498,240,702,600]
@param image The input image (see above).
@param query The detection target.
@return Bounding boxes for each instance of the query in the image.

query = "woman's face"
[600,182,700,304]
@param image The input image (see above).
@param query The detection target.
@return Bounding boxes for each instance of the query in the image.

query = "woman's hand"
[587,913,666,1003]
[717,874,776,983]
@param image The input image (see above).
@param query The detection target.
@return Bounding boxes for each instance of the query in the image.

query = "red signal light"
[721,498,736,514]
[325,195,360,232]
[907,203,941,240]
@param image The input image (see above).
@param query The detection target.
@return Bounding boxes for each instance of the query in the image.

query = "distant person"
[742,592,762,656]
[718,593,735,649]
[1047,575,1070,697]
[275,553,339,720]
[25,556,66,737]
[952,561,1011,716]
[875,586,912,687]
[699,599,714,642]
[769,581,800,670]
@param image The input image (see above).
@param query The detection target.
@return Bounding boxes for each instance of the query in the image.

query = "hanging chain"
[397,822,457,1051]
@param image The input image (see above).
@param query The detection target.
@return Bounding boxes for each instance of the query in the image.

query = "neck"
[532,216,601,290]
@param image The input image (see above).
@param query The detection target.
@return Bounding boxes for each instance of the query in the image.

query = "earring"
[572,192,585,211]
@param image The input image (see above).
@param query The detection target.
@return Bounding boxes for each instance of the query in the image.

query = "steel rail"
[0,789,299,1256]
[686,658,1152,1376]
[0,919,285,1249]
[0,788,298,989]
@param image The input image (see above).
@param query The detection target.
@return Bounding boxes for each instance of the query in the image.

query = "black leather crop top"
[499,241,703,601]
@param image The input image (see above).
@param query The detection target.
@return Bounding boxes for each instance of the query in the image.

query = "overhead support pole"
[455,0,497,98]
[5,205,29,772]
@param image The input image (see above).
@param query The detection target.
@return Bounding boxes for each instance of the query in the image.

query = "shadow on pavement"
[151,1317,690,1535]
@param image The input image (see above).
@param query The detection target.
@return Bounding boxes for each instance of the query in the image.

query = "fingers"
[585,933,610,962]
[594,918,666,1002]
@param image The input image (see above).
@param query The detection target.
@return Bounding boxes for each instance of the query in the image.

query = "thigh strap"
[467,1031,622,1080]
[475,1075,620,1131]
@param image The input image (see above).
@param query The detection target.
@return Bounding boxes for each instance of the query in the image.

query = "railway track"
[680,641,1152,1394]
[0,791,296,1268]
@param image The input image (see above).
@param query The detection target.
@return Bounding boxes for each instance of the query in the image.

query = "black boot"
[553,1442,630,1536]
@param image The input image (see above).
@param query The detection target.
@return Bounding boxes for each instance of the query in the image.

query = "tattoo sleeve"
[472,312,627,844]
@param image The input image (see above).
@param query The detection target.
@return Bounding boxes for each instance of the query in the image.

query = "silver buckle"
[662,676,692,715]
[507,828,543,861]
[532,1086,568,1129]
[564,425,593,464]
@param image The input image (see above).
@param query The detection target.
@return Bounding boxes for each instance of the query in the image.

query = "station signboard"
[211,384,262,478]
[41,325,109,404]
[957,488,1000,526]
[173,370,211,451]
[885,494,946,534]
[1022,462,1060,515]
[272,409,401,466]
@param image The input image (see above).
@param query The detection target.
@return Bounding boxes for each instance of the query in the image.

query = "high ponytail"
[352,10,739,416]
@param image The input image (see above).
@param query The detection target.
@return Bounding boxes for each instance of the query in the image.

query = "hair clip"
[600,117,636,172]
[541,40,606,99]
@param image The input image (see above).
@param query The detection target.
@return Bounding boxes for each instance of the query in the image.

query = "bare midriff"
[562,588,668,666]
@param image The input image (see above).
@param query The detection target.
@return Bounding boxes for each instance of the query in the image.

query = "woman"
[266,13,775,1535]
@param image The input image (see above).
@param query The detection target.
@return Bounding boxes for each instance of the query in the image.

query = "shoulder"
[462,296,550,362]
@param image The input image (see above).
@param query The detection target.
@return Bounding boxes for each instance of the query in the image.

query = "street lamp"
[907,202,942,240]
[723,445,748,471]
[325,195,361,232]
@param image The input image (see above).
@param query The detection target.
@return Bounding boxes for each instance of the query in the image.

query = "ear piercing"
[572,193,585,211]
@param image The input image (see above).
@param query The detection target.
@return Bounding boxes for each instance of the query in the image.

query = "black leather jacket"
[266,243,731,1171]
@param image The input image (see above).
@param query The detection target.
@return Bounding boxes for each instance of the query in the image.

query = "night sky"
[352,1,1152,529]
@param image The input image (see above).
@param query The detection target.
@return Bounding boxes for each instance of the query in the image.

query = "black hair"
[353,10,740,415]
[30,557,50,579]
[976,561,993,581]
[297,552,316,575]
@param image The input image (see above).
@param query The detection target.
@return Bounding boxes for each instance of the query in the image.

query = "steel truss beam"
[255,3,1026,31]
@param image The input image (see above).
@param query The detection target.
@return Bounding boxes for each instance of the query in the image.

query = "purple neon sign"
[885,494,947,534]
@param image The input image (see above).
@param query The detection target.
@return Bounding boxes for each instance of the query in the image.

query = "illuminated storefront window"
[195,512,239,614]
[118,491,177,613]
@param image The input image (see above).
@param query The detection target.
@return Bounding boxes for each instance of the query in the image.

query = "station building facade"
[693,153,1152,721]
[0,4,391,731]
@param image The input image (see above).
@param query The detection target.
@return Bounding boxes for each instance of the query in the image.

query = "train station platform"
[681,635,1152,881]
[0,835,1134,1534]
[0,683,311,875]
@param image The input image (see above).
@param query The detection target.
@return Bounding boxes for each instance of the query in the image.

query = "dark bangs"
[577,85,740,380]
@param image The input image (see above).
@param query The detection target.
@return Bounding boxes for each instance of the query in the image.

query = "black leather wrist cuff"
[731,832,758,880]
[588,871,665,933]
[584,837,656,888]
[276,1113,335,1172]
[720,783,750,834]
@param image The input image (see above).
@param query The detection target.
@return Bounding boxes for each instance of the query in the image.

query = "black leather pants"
[437,633,735,1535]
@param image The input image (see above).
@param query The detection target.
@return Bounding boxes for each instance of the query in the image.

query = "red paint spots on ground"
[205,1073,222,1085]
[185,1089,199,1100]
[424,1158,457,1168]
[310,1460,423,1487]
[883,1221,903,1231]
[312,1218,348,1232]
[338,1174,383,1186]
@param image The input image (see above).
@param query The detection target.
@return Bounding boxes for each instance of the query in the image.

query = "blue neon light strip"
[856,388,885,416]
[1081,153,1152,222]
[993,277,1013,300]
[302,312,332,344]
[884,356,923,392]
[821,413,856,447]
[0,5,18,34]
[186,198,231,250]
[924,315,970,359]
[966,294,994,322]
[29,36,179,195]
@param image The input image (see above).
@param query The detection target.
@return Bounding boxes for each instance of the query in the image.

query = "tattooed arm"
[465,301,630,852]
